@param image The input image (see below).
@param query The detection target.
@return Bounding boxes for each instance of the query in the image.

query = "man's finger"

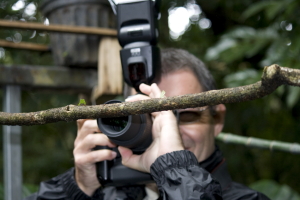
[74,134,116,154]
[125,94,150,102]
[139,83,162,99]
[118,146,147,172]
[77,119,90,130]
[149,83,162,98]
[75,119,100,146]
[75,149,117,165]
[139,83,152,95]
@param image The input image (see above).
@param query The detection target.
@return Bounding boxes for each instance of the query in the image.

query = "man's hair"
[157,48,216,91]
[123,48,216,97]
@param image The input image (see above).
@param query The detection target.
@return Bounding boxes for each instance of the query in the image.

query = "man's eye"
[179,111,201,123]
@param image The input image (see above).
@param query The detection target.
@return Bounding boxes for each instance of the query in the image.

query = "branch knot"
[261,64,281,91]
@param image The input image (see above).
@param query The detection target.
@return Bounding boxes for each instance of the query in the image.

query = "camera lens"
[101,116,128,132]
[97,100,152,151]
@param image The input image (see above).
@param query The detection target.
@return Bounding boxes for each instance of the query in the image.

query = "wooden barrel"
[40,0,116,67]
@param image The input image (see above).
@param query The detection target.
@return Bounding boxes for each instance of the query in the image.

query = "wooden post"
[3,85,22,200]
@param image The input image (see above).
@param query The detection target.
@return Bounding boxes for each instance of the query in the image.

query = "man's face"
[157,69,225,162]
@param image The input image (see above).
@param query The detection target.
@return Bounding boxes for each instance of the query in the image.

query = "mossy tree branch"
[1,64,300,126]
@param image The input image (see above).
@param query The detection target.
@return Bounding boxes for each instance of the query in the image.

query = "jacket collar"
[199,146,232,190]
[199,146,223,172]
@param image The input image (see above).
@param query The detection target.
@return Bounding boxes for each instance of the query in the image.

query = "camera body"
[96,0,161,186]
[95,146,154,187]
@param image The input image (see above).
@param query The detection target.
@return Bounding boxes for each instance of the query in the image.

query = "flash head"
[120,45,160,91]
[110,0,161,92]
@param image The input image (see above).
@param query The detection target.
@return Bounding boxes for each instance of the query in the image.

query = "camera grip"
[94,146,153,187]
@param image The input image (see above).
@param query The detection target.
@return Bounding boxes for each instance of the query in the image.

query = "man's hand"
[73,119,117,196]
[119,83,184,173]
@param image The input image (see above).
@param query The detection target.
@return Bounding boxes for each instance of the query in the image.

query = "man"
[25,48,270,200]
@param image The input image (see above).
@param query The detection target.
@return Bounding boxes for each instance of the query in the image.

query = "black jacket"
[24,149,270,200]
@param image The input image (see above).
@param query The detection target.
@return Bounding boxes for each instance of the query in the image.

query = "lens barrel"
[97,100,152,153]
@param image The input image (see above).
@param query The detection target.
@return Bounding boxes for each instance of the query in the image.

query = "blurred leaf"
[286,86,300,109]
[242,1,275,20]
[23,184,39,199]
[206,26,278,63]
[224,69,260,88]
[284,0,298,16]
[275,85,285,97]
[242,0,293,21]
[245,38,269,58]
[250,179,300,200]
[269,95,282,112]
[260,39,288,67]
[222,26,257,39]
[219,46,249,63]
[206,38,237,60]
[265,1,285,20]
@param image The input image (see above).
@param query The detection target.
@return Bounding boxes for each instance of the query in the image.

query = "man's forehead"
[158,69,203,97]
[128,69,203,96]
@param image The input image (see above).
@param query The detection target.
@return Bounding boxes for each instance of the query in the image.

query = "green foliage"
[286,86,300,109]
[250,179,300,200]
[242,1,289,21]
[78,99,86,106]
[22,184,39,199]
[205,26,279,64]
[0,183,39,200]
[21,91,77,185]
[204,0,300,71]
[223,68,261,87]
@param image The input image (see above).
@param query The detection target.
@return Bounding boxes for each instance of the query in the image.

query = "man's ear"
[212,104,226,137]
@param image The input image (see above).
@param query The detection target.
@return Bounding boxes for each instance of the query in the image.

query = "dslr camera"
[96,0,161,186]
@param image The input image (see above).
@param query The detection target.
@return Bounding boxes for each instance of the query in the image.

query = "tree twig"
[0,64,300,126]
[217,133,300,154]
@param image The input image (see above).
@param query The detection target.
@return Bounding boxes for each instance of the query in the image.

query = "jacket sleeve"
[23,168,104,200]
[150,150,223,200]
